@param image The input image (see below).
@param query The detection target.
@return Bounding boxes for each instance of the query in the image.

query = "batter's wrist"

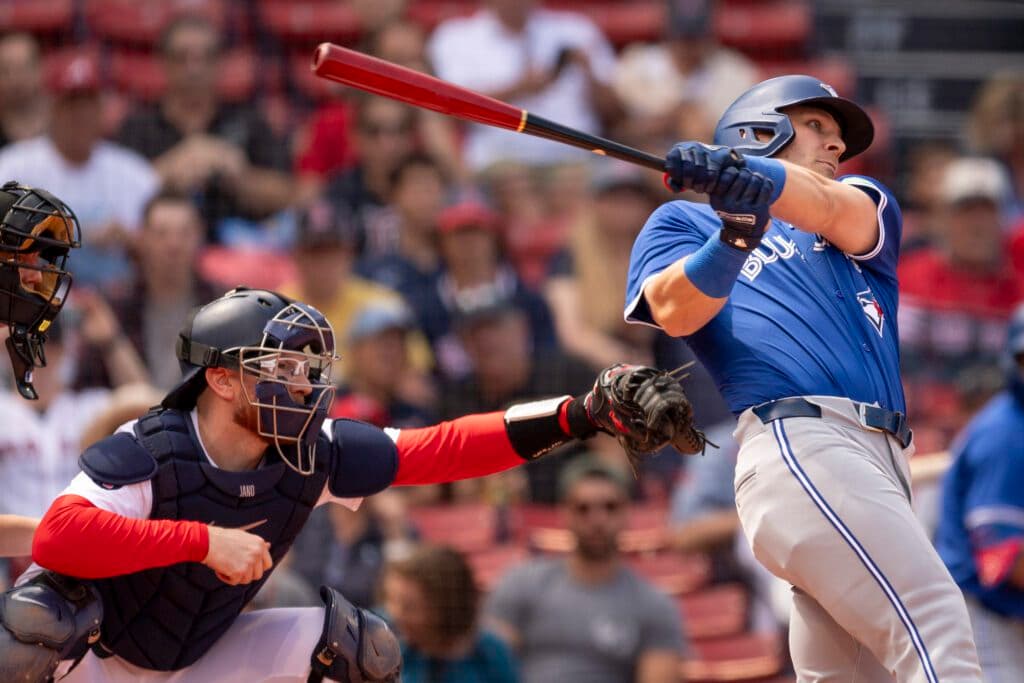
[683,231,749,298]
[741,156,786,203]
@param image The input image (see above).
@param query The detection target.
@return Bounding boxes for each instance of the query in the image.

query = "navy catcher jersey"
[935,392,1024,619]
[624,175,905,415]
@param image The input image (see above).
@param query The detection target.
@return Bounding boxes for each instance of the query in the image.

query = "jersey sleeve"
[959,434,1024,587]
[624,201,711,328]
[838,175,903,276]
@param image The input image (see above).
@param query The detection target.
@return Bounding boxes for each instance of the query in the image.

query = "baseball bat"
[311,43,666,172]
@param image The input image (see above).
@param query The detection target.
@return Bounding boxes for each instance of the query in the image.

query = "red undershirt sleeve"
[32,494,209,579]
[392,412,526,486]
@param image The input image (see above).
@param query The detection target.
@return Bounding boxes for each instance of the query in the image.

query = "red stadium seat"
[626,553,712,595]
[683,632,785,682]
[258,0,362,48]
[412,503,497,554]
[109,47,257,102]
[406,2,476,33]
[679,583,749,640]
[714,1,810,56]
[466,545,528,591]
[198,246,297,292]
[0,0,73,35]
[758,58,857,98]
[85,0,227,47]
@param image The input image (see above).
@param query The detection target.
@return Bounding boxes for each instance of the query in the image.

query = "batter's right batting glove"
[710,167,775,251]
[663,142,744,194]
[567,364,710,474]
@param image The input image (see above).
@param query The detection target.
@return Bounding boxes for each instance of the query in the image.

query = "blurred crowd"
[1,0,1023,679]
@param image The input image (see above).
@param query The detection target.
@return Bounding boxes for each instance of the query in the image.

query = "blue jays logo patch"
[857,289,885,337]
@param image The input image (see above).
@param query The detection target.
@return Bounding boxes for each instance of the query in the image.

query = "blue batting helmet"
[714,75,874,162]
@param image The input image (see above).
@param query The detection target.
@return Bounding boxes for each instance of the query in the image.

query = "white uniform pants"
[733,396,982,683]
[56,607,325,683]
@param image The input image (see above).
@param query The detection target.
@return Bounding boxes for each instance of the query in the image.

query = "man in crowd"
[0,33,49,149]
[118,15,292,240]
[0,53,158,286]
[486,457,684,682]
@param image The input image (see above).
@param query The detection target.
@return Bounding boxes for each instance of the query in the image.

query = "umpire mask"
[0,182,81,400]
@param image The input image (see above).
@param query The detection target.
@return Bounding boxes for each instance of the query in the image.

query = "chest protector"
[89,409,328,670]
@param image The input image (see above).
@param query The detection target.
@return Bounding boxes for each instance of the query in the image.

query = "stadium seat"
[683,632,785,682]
[406,2,476,33]
[411,502,497,554]
[108,47,257,102]
[198,246,296,292]
[757,58,857,97]
[679,583,749,640]
[466,545,528,591]
[715,1,810,56]
[626,552,711,595]
[0,0,73,35]
[85,0,228,47]
[258,0,362,48]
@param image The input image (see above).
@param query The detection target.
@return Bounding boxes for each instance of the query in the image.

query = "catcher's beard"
[233,392,262,435]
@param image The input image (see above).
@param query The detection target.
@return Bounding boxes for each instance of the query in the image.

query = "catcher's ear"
[204,367,238,400]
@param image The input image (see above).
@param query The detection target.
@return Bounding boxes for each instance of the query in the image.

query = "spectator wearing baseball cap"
[0,51,159,287]
[330,301,435,428]
[439,293,595,502]
[431,198,556,380]
[898,157,1024,452]
[279,198,435,386]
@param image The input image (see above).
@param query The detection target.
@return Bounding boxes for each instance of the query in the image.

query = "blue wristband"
[741,156,786,203]
[682,231,749,298]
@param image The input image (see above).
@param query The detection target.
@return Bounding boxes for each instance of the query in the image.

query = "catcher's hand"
[581,364,709,470]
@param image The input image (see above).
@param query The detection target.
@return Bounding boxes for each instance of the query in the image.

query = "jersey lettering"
[740,234,798,282]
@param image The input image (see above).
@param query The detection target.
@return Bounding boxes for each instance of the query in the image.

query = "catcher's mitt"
[583,364,709,470]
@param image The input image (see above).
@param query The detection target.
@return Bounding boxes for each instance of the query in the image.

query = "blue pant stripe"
[770,420,939,683]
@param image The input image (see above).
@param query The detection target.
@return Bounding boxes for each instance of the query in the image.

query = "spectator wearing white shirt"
[427,0,622,171]
[0,53,159,286]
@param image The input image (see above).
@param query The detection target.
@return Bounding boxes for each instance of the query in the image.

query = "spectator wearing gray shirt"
[486,457,684,683]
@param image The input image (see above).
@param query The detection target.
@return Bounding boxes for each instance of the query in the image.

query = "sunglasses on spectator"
[569,499,625,516]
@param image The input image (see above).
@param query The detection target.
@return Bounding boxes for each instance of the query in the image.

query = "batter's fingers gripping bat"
[311,42,667,173]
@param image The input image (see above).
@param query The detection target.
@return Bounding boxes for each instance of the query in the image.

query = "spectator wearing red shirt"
[898,157,1023,450]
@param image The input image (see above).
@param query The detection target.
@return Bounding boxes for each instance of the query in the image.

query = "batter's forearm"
[645,256,730,337]
[765,159,878,254]
[33,495,208,578]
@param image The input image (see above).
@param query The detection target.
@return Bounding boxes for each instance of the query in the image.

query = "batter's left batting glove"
[565,364,710,473]
[710,166,775,251]
[664,142,744,194]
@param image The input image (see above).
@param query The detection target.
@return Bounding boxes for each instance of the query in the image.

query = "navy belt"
[752,397,912,449]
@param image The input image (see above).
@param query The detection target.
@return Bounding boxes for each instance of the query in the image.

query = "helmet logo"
[820,83,838,97]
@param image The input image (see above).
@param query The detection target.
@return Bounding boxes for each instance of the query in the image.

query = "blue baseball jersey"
[624,175,905,415]
[935,392,1024,619]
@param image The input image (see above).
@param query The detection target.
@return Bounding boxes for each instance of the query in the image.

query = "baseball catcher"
[0,286,702,683]
[0,180,81,400]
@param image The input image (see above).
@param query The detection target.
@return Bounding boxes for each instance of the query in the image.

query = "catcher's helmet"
[0,181,81,400]
[163,287,338,475]
[714,75,874,162]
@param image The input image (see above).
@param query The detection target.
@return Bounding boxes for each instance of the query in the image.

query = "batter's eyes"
[807,119,822,131]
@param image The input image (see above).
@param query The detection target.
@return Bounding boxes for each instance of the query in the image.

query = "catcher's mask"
[163,288,338,475]
[0,181,81,400]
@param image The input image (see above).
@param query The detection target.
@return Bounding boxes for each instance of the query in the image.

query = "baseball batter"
[625,76,982,681]
[935,303,1024,681]
[0,286,704,683]
[0,181,80,561]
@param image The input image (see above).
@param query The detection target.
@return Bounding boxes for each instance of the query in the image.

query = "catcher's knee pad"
[308,585,401,683]
[0,571,102,683]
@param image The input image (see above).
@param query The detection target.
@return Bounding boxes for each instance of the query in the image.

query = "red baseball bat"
[311,42,666,172]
